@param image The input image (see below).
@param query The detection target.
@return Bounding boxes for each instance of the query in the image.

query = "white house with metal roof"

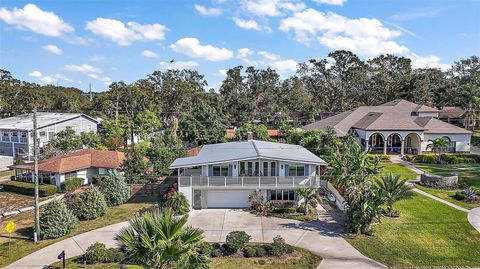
[170,139,327,209]
[0,112,99,159]
[303,100,472,155]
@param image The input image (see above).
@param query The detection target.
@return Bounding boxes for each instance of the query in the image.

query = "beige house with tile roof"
[303,100,472,155]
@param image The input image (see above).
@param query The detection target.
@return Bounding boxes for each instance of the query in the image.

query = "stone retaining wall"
[420,174,458,188]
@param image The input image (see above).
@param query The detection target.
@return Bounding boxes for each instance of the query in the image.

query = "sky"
[0,0,479,92]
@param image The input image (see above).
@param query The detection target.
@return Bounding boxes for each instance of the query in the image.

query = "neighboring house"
[302,99,472,155]
[9,149,125,188]
[0,112,99,159]
[170,139,326,209]
[438,106,477,129]
[225,128,280,139]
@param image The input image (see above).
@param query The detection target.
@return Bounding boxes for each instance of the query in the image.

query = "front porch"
[363,132,422,155]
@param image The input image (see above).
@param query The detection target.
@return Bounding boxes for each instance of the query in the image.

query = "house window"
[11,131,18,142]
[288,165,305,176]
[270,190,295,201]
[39,131,46,137]
[270,162,277,176]
[239,161,254,176]
[48,132,55,139]
[20,132,28,143]
[212,165,229,176]
[64,171,77,179]
[2,131,9,142]
[263,162,269,176]
[261,161,277,176]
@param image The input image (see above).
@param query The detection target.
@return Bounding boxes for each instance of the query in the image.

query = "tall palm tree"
[426,137,450,162]
[376,174,412,216]
[115,208,209,269]
[297,187,321,215]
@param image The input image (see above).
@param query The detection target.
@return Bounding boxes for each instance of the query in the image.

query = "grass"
[415,184,478,210]
[0,190,56,212]
[0,169,14,177]
[49,247,321,269]
[0,196,157,267]
[347,193,480,268]
[379,163,418,181]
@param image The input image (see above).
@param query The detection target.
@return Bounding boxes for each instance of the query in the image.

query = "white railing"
[178,176,320,188]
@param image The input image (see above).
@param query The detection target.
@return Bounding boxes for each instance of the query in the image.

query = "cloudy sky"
[0,0,479,91]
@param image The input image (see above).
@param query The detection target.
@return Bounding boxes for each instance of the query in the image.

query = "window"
[263,162,268,176]
[212,165,229,176]
[270,162,277,176]
[11,131,18,142]
[270,190,295,201]
[64,171,77,179]
[48,132,55,139]
[2,131,9,142]
[39,131,46,137]
[20,132,28,143]
[288,165,305,176]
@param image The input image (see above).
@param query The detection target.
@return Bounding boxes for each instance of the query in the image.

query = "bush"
[226,231,251,254]
[271,235,288,257]
[92,175,108,185]
[212,242,221,249]
[165,192,190,215]
[367,154,390,161]
[416,154,437,164]
[73,186,108,220]
[404,155,416,162]
[255,245,268,257]
[83,242,124,264]
[242,246,256,257]
[2,181,57,196]
[60,178,84,193]
[285,244,294,254]
[197,242,213,256]
[454,190,467,201]
[98,171,131,206]
[40,200,77,239]
[210,248,221,257]
[271,207,297,214]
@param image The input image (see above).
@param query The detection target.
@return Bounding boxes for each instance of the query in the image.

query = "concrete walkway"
[4,209,386,269]
[469,207,480,233]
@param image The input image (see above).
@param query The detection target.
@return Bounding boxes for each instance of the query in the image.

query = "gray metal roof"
[170,140,326,168]
[0,112,98,130]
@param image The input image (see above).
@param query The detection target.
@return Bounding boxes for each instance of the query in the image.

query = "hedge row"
[405,153,480,164]
[60,178,84,193]
[2,181,57,197]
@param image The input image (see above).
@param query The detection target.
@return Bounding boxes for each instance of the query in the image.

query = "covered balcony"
[178,175,320,189]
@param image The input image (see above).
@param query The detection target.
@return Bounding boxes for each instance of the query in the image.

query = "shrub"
[60,178,84,193]
[454,190,467,201]
[271,208,297,214]
[212,243,221,249]
[416,154,437,164]
[255,246,268,257]
[98,171,131,206]
[165,192,190,215]
[197,242,213,256]
[242,246,256,257]
[271,235,288,257]
[210,248,221,257]
[73,186,108,220]
[84,242,125,264]
[2,181,57,196]
[404,155,416,162]
[92,175,108,185]
[40,200,77,239]
[285,244,294,254]
[226,231,251,254]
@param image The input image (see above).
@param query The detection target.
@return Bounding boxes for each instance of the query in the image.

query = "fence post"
[258,176,261,187]
[275,176,278,187]
[292,176,295,187]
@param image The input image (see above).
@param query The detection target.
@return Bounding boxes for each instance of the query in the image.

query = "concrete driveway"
[4,209,385,269]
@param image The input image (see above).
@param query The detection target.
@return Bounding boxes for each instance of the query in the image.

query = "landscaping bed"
[347,193,480,267]
[0,190,56,213]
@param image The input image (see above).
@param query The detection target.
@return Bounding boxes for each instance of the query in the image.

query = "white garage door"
[207,190,251,208]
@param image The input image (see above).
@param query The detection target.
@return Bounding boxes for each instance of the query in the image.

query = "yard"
[0,196,157,267]
[379,163,418,181]
[414,163,480,209]
[347,193,480,267]
[0,190,57,213]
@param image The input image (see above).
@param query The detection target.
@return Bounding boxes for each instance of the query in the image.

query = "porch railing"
[178,176,320,188]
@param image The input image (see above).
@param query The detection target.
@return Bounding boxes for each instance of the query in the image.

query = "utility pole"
[33,109,40,242]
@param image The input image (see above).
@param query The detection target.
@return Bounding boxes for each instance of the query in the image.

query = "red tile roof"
[38,149,125,173]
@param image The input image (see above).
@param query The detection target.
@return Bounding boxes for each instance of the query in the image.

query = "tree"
[122,148,149,183]
[98,170,131,206]
[80,131,106,150]
[44,127,83,157]
[147,130,186,175]
[426,137,450,162]
[234,123,270,141]
[297,187,321,215]
[287,128,341,158]
[179,105,225,146]
[376,174,412,217]
[135,110,162,139]
[115,208,210,269]
[454,84,480,130]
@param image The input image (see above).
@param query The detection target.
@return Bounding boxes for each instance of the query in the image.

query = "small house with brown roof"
[302,100,472,155]
[9,149,125,188]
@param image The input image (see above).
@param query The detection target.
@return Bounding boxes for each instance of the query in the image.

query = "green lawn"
[0,196,157,267]
[379,163,418,181]
[347,193,480,268]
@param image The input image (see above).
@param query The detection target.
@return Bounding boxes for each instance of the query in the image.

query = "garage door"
[207,190,251,208]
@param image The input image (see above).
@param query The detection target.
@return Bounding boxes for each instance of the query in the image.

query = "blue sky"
[0,0,479,92]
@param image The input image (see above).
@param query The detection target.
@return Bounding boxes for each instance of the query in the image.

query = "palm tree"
[426,137,450,162]
[376,174,412,216]
[115,208,209,269]
[165,192,190,215]
[297,187,321,215]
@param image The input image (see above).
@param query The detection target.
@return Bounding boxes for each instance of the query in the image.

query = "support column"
[364,139,369,152]
[400,139,405,156]
[383,139,387,155]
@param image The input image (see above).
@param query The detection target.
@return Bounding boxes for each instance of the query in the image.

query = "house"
[9,149,125,188]
[0,112,99,160]
[170,139,326,209]
[438,107,477,129]
[225,128,280,139]
[302,99,472,155]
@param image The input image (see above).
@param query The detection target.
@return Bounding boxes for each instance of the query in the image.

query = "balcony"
[178,176,320,189]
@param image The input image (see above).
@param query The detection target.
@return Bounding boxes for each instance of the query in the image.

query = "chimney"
[247,131,253,141]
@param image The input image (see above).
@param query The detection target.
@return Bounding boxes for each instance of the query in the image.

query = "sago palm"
[115,208,209,269]
[297,187,321,215]
[376,174,412,216]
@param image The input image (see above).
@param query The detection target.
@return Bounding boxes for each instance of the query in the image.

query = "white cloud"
[0,4,73,37]
[160,60,199,70]
[170,38,233,61]
[391,8,440,21]
[313,0,346,6]
[28,71,42,78]
[85,18,168,46]
[280,8,408,56]
[141,50,160,58]
[219,69,228,76]
[40,76,57,84]
[53,73,73,82]
[237,48,255,58]
[87,73,112,85]
[41,44,63,55]
[257,51,298,73]
[89,55,105,62]
[194,4,222,16]
[409,54,450,70]
[64,64,101,73]
[233,17,271,32]
[242,0,306,17]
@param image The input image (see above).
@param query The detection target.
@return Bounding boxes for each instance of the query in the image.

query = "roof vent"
[247,131,253,141]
